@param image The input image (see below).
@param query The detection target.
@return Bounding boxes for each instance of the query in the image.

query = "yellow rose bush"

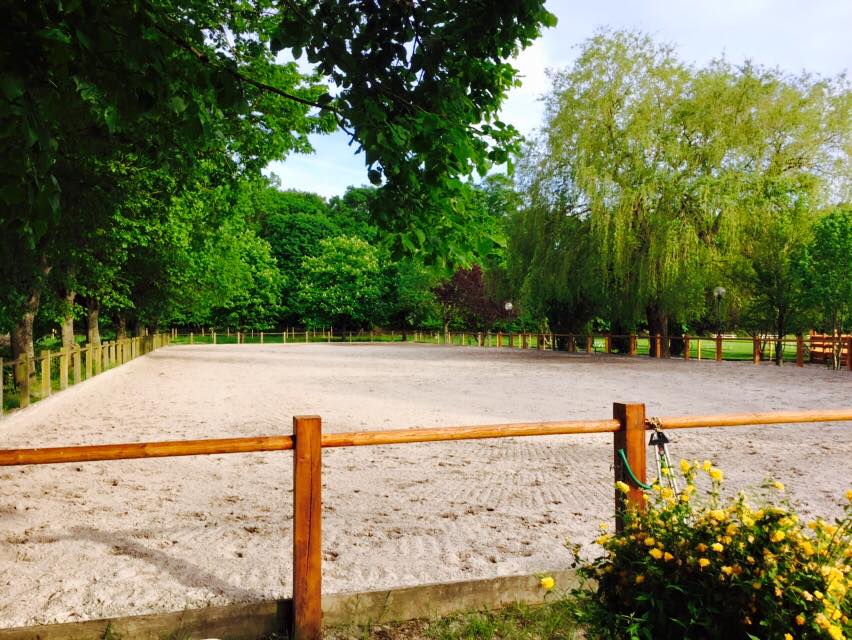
[572,463,851,639]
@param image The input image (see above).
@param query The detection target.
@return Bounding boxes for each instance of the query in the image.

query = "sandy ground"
[0,343,850,627]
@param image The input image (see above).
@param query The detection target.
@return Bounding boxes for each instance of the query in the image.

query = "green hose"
[617,448,654,490]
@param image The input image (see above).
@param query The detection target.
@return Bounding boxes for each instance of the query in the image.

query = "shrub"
[572,462,851,639]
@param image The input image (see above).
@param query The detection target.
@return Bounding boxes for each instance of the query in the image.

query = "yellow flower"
[595,534,611,546]
[784,634,793,640]
[702,460,712,472]
[827,625,843,640]
[539,576,555,591]
[696,543,708,553]
[649,548,663,560]
[796,614,806,625]
[698,558,710,569]
[710,509,727,522]
[680,459,691,474]
[846,488,852,502]
[663,552,674,562]
[709,468,724,482]
[598,522,609,531]
[770,530,785,543]
[615,481,630,494]
[644,537,656,547]
[635,574,645,584]
[771,480,785,491]
[720,566,733,576]
[711,542,724,552]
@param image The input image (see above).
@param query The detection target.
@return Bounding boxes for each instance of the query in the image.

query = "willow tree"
[518,30,850,356]
[528,32,718,354]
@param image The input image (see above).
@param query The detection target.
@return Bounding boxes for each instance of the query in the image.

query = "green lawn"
[324,602,580,640]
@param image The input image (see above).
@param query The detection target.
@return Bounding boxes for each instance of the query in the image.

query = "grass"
[324,602,581,640]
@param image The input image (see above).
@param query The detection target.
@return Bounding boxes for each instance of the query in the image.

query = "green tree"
[295,236,384,331]
[796,208,852,369]
[514,30,850,354]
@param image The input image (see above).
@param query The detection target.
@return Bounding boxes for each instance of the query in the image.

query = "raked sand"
[0,343,850,627]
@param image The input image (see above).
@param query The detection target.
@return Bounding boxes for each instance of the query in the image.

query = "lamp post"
[713,286,726,335]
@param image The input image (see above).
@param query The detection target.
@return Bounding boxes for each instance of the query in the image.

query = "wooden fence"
[0,334,171,417]
[808,332,852,366]
[0,406,850,639]
[167,328,852,370]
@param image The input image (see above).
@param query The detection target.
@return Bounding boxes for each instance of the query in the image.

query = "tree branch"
[153,23,343,118]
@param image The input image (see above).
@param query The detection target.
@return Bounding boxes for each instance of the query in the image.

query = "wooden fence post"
[293,415,322,640]
[497,331,502,347]
[59,348,69,389]
[190,332,194,345]
[715,334,723,362]
[753,337,761,365]
[605,334,612,354]
[85,345,93,379]
[847,337,852,372]
[73,345,82,384]
[41,350,50,398]
[19,357,30,408]
[796,335,804,367]
[628,335,637,356]
[586,335,593,353]
[259,332,263,344]
[213,331,217,345]
[683,334,690,361]
[613,402,646,532]
[0,357,3,415]
[654,334,661,359]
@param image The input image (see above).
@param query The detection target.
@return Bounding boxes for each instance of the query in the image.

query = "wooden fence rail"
[0,406,850,639]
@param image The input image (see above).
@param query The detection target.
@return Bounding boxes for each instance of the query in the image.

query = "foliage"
[510,29,851,352]
[796,208,852,369]
[274,0,556,260]
[573,465,852,639]
[295,236,385,330]
[433,266,503,332]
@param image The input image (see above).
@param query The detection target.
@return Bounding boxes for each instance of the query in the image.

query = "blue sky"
[265,0,852,198]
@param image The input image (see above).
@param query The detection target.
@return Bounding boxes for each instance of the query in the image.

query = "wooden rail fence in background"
[0,334,171,417]
[167,328,852,371]
[0,406,850,639]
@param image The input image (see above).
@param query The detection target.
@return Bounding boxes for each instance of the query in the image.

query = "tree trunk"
[87,299,101,346]
[832,318,842,371]
[11,290,40,387]
[134,321,146,337]
[773,308,787,367]
[646,304,670,358]
[116,313,128,340]
[61,289,76,351]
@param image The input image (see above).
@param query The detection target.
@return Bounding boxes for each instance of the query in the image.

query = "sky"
[265,0,852,198]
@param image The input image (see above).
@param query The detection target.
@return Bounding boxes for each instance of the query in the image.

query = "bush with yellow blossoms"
[571,462,851,640]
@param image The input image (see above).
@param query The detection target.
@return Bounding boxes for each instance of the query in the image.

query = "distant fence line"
[166,327,852,371]
[0,334,171,417]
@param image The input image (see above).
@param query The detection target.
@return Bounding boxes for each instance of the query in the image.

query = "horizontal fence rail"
[1,406,849,640]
